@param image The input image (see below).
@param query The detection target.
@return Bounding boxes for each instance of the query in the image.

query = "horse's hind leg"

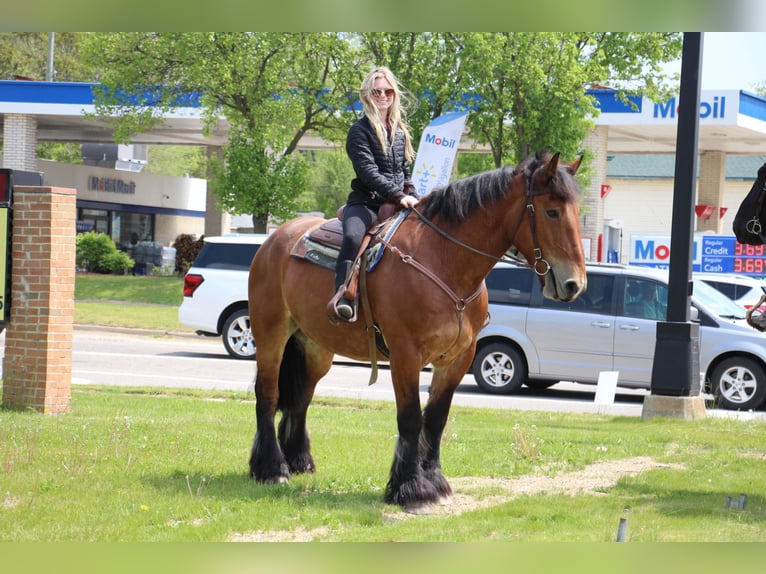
[277,336,334,474]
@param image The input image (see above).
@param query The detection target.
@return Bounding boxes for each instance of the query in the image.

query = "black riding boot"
[329,260,355,321]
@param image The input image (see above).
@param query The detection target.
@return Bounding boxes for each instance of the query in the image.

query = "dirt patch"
[230,456,680,541]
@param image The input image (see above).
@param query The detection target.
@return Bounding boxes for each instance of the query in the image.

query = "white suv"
[694,272,766,311]
[475,262,766,411]
[178,234,268,359]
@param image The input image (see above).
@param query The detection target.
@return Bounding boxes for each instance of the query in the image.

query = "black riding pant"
[335,202,377,290]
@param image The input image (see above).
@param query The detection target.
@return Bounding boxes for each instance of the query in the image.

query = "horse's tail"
[276,335,308,412]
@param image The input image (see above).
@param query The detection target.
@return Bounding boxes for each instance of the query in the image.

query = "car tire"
[710,356,766,411]
[222,308,256,360]
[472,342,527,395]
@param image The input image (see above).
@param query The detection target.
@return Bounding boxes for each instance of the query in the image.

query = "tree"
[460,32,683,167]
[81,32,363,232]
[0,32,92,82]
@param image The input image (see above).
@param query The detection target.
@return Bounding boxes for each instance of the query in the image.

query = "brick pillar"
[2,114,38,171]
[2,186,76,414]
[697,151,726,234]
[581,126,609,262]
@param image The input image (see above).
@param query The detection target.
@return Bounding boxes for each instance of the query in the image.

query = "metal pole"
[650,32,704,397]
[46,32,55,82]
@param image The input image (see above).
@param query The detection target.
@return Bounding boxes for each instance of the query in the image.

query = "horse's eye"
[545,209,560,219]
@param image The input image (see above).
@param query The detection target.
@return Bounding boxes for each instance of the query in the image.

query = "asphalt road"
[2,325,762,421]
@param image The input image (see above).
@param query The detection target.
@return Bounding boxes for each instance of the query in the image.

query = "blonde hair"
[359,66,415,162]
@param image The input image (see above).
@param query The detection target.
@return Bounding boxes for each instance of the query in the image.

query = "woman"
[328,66,419,322]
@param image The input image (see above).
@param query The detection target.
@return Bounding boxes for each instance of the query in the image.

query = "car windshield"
[692,278,747,319]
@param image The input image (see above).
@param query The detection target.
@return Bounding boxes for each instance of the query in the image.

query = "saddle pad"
[290,208,410,272]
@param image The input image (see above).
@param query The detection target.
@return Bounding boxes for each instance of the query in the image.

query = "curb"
[73,323,204,340]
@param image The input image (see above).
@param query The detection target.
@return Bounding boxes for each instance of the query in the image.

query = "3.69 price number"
[734,243,766,257]
[734,257,766,274]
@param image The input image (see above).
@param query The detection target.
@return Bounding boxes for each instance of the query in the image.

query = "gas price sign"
[630,235,766,276]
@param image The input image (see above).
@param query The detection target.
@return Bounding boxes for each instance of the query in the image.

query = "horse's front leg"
[250,367,290,484]
[385,368,440,510]
[419,352,475,503]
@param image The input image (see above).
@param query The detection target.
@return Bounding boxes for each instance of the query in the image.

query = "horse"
[247,150,587,511]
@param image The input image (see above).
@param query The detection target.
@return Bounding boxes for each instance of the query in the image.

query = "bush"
[76,231,135,274]
[172,233,204,274]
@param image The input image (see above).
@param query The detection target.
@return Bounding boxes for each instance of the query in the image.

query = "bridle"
[409,167,553,276]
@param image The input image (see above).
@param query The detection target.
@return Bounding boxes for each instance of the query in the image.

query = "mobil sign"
[629,235,702,270]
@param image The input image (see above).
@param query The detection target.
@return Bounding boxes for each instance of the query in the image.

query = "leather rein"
[374,169,551,360]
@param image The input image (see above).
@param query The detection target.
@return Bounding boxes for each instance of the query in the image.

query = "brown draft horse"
[247,151,587,511]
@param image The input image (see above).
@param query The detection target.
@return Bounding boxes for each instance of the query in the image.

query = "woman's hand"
[400,195,418,209]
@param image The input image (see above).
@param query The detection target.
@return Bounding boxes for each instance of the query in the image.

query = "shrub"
[172,233,204,274]
[76,231,135,274]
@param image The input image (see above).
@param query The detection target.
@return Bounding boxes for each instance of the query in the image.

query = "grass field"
[74,273,191,332]
[2,386,766,542]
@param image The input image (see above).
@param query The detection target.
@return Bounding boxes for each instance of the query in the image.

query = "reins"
[410,169,552,277]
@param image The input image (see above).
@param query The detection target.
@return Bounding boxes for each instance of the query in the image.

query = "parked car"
[694,272,766,310]
[474,262,766,411]
[178,234,268,359]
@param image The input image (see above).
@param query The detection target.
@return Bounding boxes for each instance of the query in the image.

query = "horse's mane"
[418,151,580,225]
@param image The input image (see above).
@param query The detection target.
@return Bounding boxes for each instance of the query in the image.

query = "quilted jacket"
[345,116,415,209]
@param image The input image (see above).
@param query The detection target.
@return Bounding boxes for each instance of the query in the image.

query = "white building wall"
[603,176,752,263]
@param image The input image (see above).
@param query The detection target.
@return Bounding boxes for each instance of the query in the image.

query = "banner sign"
[412,111,468,196]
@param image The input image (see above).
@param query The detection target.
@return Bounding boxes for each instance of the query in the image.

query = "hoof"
[404,502,436,515]
[265,475,289,485]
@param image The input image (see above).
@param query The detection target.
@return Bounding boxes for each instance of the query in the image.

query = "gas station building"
[2,80,766,266]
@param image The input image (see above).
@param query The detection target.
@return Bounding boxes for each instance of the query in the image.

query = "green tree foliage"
[81,32,364,232]
[79,32,683,224]
[0,32,92,81]
[76,231,134,274]
[142,145,207,179]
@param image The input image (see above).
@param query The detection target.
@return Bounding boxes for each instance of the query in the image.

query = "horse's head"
[510,151,587,302]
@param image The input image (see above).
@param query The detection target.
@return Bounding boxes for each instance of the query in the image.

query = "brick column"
[2,114,38,171]
[2,186,76,414]
[581,126,609,262]
[697,151,726,234]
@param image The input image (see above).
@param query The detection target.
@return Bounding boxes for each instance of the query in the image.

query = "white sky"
[682,32,766,91]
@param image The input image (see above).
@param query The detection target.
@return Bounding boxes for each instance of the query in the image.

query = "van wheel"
[222,309,256,360]
[472,342,527,395]
[711,357,766,411]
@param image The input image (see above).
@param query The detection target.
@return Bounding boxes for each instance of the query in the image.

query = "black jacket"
[345,116,414,208]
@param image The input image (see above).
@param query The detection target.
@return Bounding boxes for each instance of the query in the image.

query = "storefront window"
[78,208,109,234]
[113,211,154,250]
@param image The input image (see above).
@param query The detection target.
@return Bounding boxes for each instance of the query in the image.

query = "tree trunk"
[253,213,268,234]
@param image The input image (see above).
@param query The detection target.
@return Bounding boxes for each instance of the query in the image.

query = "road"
[3,326,764,420]
[56,326,648,417]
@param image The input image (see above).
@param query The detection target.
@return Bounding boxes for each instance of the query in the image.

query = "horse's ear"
[566,155,583,175]
[542,152,561,180]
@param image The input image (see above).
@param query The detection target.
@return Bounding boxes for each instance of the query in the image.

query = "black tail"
[276,335,308,412]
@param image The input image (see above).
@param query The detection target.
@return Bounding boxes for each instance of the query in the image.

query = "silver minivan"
[474,262,766,411]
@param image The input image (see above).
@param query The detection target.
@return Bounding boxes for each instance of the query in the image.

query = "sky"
[679,32,766,92]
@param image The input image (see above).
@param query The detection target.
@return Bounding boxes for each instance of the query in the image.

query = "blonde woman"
[328,66,419,322]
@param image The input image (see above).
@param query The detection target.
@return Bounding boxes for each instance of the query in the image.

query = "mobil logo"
[424,132,457,149]
[630,235,700,267]
[652,91,730,121]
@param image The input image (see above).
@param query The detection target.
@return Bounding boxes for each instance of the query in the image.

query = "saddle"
[291,202,407,328]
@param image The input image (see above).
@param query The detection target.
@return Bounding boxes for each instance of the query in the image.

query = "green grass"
[74,273,191,332]
[75,273,184,305]
[2,386,766,542]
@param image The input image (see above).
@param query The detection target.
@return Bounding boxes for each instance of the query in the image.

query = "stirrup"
[327,286,358,323]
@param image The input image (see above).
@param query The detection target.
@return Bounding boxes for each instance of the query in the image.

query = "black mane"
[418,152,579,225]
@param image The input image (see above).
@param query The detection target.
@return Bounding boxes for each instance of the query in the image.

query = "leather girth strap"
[359,249,380,386]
